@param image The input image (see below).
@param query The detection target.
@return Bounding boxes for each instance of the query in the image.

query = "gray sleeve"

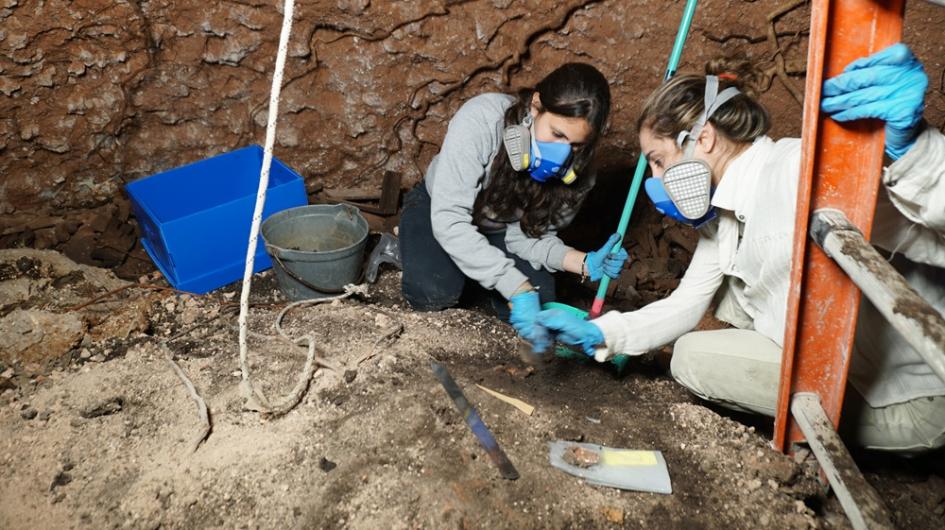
[504,222,571,272]
[504,175,594,271]
[428,96,529,299]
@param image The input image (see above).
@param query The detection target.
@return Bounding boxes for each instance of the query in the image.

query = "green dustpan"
[542,302,630,373]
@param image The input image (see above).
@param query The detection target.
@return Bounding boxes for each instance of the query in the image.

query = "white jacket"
[593,127,945,407]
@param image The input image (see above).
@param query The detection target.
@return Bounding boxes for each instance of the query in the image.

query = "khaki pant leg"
[670,329,783,416]
[842,391,945,454]
[672,329,945,454]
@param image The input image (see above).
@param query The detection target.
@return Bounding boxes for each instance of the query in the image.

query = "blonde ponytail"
[637,54,770,144]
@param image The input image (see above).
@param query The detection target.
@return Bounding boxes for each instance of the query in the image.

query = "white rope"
[237,0,298,414]
[243,284,367,415]
[166,353,211,452]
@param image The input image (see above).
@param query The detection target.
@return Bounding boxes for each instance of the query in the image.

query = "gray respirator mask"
[658,76,741,221]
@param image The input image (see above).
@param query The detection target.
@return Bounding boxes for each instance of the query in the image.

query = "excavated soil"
[2,249,944,529]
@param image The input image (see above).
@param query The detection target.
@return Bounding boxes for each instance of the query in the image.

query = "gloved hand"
[509,290,551,353]
[821,43,928,160]
[585,233,629,282]
[536,308,605,357]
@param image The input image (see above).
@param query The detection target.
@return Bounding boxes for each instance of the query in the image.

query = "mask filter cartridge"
[662,156,713,219]
[503,122,530,172]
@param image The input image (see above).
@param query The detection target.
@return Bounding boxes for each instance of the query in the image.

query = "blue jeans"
[399,184,555,320]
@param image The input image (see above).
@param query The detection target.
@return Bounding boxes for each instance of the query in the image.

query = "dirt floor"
[1,249,944,529]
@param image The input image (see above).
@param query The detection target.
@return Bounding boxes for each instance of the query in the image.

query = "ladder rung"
[811,208,945,385]
[791,393,895,530]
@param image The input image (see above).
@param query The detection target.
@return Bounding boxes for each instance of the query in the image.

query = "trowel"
[548,441,672,494]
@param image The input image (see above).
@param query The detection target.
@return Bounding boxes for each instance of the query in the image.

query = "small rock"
[37,410,51,421]
[181,310,197,326]
[746,478,762,491]
[79,349,91,360]
[0,309,86,364]
[601,507,624,524]
[495,364,534,379]
[80,396,123,418]
[319,457,336,472]
[562,445,599,468]
[89,354,105,363]
[374,313,391,328]
[792,447,810,464]
[49,470,72,491]
[343,370,357,383]
[20,407,38,420]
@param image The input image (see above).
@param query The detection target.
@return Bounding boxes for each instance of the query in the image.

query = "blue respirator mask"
[503,114,577,184]
[644,76,740,228]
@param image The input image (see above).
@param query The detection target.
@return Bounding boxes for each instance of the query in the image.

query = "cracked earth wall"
[1,0,944,214]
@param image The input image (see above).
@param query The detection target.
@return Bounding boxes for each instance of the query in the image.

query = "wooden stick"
[475,384,535,416]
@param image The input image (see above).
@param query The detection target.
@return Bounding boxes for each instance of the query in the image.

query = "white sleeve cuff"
[591,311,649,361]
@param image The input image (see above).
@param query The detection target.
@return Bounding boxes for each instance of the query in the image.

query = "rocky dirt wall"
[2,0,943,215]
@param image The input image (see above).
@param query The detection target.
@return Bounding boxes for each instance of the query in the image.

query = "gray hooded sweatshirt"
[423,93,591,300]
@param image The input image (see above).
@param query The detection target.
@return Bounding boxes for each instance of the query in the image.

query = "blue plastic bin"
[126,145,308,294]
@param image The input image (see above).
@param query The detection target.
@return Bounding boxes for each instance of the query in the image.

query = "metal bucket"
[261,204,369,300]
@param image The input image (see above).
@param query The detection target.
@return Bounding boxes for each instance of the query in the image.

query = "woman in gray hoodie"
[399,63,627,353]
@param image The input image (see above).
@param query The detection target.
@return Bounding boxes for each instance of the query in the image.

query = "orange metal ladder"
[774,0,945,528]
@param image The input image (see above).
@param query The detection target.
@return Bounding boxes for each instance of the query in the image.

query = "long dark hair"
[475,63,611,237]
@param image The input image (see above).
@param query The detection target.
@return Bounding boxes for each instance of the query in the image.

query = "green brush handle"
[588,0,699,319]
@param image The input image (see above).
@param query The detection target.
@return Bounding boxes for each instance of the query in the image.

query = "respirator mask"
[503,113,577,184]
[645,75,740,228]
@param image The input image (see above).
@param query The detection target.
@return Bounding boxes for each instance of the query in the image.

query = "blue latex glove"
[821,43,928,160]
[585,233,629,282]
[536,308,605,357]
[509,290,551,353]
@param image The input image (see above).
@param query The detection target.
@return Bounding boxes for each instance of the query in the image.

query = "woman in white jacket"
[538,45,945,454]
